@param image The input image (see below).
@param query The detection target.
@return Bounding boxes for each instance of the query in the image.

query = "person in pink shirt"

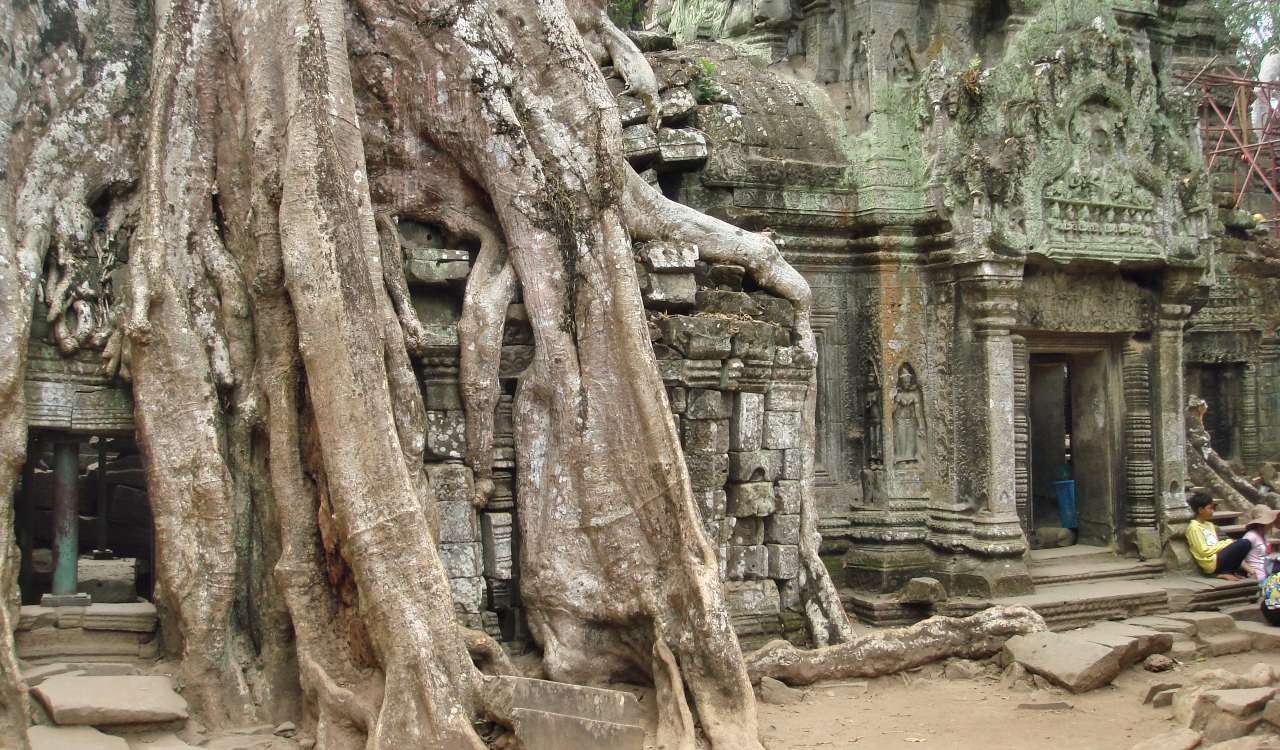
[1241,504,1279,582]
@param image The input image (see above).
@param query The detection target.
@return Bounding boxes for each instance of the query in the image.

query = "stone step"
[33,675,188,727]
[22,661,143,687]
[1030,558,1167,587]
[1234,620,1280,650]
[983,580,1170,631]
[485,676,646,727]
[1162,611,1239,637]
[506,708,645,750]
[16,601,158,664]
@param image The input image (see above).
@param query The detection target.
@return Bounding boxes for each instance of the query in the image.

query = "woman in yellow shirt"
[1185,493,1251,580]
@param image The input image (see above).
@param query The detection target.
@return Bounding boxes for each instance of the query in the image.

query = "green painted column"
[50,438,80,596]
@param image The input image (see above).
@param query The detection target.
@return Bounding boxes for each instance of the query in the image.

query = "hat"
[1244,504,1280,527]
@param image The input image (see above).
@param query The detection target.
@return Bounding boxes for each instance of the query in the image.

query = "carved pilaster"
[926,261,1031,596]
[1012,334,1031,537]
[1153,304,1194,533]
[800,1,839,84]
[1242,361,1261,467]
[1122,340,1157,529]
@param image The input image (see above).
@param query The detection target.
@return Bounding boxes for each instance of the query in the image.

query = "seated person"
[1185,492,1252,580]
[1261,565,1280,626]
[1242,504,1278,581]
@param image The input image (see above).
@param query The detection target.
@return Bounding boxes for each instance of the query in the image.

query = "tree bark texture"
[744,606,1047,686]
[0,0,872,746]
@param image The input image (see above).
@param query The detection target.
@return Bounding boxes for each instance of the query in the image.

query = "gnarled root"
[745,605,1047,686]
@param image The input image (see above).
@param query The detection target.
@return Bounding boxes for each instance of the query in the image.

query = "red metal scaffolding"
[1178,59,1280,236]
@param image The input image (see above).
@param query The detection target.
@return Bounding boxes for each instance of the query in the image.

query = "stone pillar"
[1011,335,1031,537]
[1122,339,1159,557]
[1153,304,1194,535]
[929,261,1031,597]
[44,437,90,607]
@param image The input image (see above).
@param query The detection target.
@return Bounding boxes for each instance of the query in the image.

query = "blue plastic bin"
[1052,480,1078,529]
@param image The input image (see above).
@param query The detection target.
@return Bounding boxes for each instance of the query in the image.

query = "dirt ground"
[756,651,1280,750]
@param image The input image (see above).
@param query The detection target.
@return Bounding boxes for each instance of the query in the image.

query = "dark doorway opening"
[1028,349,1118,548]
[1186,363,1244,463]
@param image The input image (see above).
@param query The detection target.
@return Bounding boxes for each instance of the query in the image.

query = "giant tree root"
[1186,396,1271,511]
[744,605,1046,686]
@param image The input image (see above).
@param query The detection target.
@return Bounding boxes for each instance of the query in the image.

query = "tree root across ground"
[1,0,1041,747]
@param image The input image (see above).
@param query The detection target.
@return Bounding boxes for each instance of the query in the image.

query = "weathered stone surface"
[1125,616,1198,637]
[30,726,129,750]
[763,410,802,449]
[450,576,486,614]
[728,450,773,482]
[77,558,137,604]
[1203,736,1280,750]
[439,542,483,578]
[18,605,57,631]
[656,128,707,166]
[684,452,729,491]
[696,290,759,317]
[425,411,466,459]
[480,512,513,579]
[731,321,777,361]
[1069,622,1171,668]
[659,87,696,122]
[641,270,697,307]
[83,602,158,633]
[763,514,800,545]
[728,518,764,546]
[1200,631,1254,657]
[683,418,730,454]
[437,501,479,543]
[660,317,732,360]
[1152,688,1178,707]
[1003,631,1122,693]
[622,123,658,160]
[732,392,764,451]
[727,545,768,580]
[727,482,775,517]
[509,709,643,750]
[1209,687,1277,717]
[486,675,645,727]
[17,627,145,660]
[35,675,188,725]
[638,241,698,272]
[724,580,780,614]
[774,480,801,514]
[426,463,473,505]
[1144,654,1176,672]
[1164,612,1237,636]
[758,676,803,705]
[685,388,730,419]
[897,577,947,604]
[767,544,799,579]
[1125,728,1202,750]
[1235,621,1280,650]
[404,247,470,285]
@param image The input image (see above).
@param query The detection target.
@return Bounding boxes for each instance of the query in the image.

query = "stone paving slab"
[30,725,129,750]
[1003,631,1123,693]
[34,675,188,726]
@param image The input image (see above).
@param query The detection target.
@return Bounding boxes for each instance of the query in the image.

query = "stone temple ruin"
[11,0,1280,667]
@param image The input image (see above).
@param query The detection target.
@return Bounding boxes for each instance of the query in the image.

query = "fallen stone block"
[1125,728,1202,750]
[507,707,644,750]
[898,577,947,605]
[77,558,137,604]
[944,660,985,680]
[1145,682,1184,704]
[34,675,189,725]
[1209,687,1277,717]
[1164,612,1238,637]
[1234,621,1280,650]
[1152,689,1178,708]
[759,676,804,705]
[1199,631,1255,657]
[126,732,202,749]
[1067,628,1145,668]
[1264,696,1280,727]
[1144,654,1176,672]
[1126,616,1198,637]
[29,725,128,750]
[484,675,645,727]
[1003,631,1122,693]
[17,626,145,661]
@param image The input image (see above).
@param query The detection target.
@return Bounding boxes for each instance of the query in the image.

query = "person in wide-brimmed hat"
[1242,503,1280,582]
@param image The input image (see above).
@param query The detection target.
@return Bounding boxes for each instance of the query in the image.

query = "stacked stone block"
[426,464,491,633]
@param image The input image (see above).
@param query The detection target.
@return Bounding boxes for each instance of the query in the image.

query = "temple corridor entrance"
[1025,343,1121,549]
